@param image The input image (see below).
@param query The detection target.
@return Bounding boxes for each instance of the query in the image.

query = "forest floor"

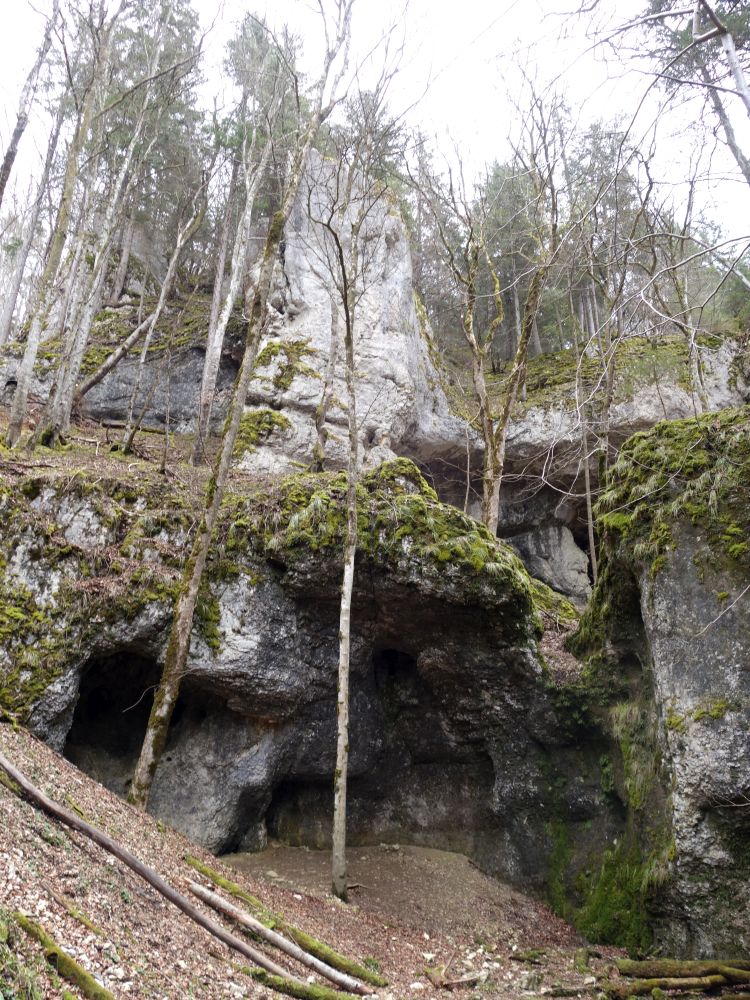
[0,724,624,1000]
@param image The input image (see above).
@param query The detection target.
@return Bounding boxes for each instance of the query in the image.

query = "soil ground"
[226,843,575,947]
[0,724,625,1000]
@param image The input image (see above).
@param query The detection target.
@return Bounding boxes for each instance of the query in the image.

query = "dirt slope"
[0,724,620,999]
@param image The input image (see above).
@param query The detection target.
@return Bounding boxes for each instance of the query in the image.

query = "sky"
[1,0,749,243]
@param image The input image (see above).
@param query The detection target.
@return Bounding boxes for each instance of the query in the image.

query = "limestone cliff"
[0,454,617,896]
[570,406,750,956]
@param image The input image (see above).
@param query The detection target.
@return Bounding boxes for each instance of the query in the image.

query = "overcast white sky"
[1,0,749,240]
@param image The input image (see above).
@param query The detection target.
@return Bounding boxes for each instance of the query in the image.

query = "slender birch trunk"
[108,217,135,303]
[190,157,240,462]
[332,326,357,901]
[0,110,64,346]
[128,2,355,810]
[191,89,276,465]
[0,0,59,212]
[5,93,101,446]
[331,223,360,901]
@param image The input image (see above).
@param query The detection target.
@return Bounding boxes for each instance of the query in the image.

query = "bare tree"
[0,0,60,212]
[127,0,356,811]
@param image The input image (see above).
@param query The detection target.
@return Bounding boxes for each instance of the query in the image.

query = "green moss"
[610,702,659,811]
[595,406,750,576]
[233,408,292,457]
[185,856,388,986]
[194,589,222,652]
[0,909,48,998]
[664,705,686,734]
[254,339,318,392]
[14,912,116,999]
[547,819,574,919]
[575,840,652,956]
[241,966,362,1000]
[225,458,536,633]
[692,697,732,722]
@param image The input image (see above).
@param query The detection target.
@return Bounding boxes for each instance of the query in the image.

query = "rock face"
[1,458,616,898]
[641,534,750,956]
[235,153,468,475]
[575,406,750,956]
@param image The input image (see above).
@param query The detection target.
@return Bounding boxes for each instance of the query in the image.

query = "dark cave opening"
[64,651,161,797]
[373,646,417,689]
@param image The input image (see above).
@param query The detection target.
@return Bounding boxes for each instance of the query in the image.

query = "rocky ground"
[0,723,624,999]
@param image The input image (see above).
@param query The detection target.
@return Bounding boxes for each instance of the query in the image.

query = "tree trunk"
[5,85,99,446]
[0,0,58,212]
[191,154,241,462]
[332,267,358,901]
[191,122,275,465]
[0,105,63,346]
[188,882,368,994]
[108,217,135,303]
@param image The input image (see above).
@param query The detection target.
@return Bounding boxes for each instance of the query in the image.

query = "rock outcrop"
[571,406,750,956]
[0,455,618,899]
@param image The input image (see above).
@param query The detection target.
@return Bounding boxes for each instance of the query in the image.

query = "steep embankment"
[1,721,599,999]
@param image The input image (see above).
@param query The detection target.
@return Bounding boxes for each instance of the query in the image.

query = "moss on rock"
[233,407,292,457]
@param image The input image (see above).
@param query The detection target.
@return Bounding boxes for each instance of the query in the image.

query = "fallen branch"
[185,855,387,987]
[189,881,368,995]
[0,750,299,986]
[14,912,116,1000]
[617,958,750,979]
[241,966,362,1000]
[602,974,728,999]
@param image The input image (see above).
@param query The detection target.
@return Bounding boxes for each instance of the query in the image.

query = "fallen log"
[189,881,368,995]
[618,959,750,979]
[185,854,387,987]
[241,966,363,1000]
[14,912,116,1000]
[0,750,299,985]
[603,974,727,999]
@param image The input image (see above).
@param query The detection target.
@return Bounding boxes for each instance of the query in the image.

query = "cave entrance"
[373,647,417,689]
[266,779,333,848]
[64,651,161,797]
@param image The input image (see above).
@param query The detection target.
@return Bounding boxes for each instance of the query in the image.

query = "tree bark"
[0,0,58,212]
[189,882,368,994]
[6,75,100,446]
[191,151,241,463]
[332,250,358,901]
[191,86,278,466]
[0,105,63,347]
[127,0,355,807]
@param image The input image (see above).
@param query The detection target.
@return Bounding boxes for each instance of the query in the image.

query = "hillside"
[0,722,615,1000]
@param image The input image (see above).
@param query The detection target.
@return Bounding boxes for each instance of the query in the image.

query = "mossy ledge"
[1,456,551,722]
[225,456,557,639]
[596,405,750,577]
